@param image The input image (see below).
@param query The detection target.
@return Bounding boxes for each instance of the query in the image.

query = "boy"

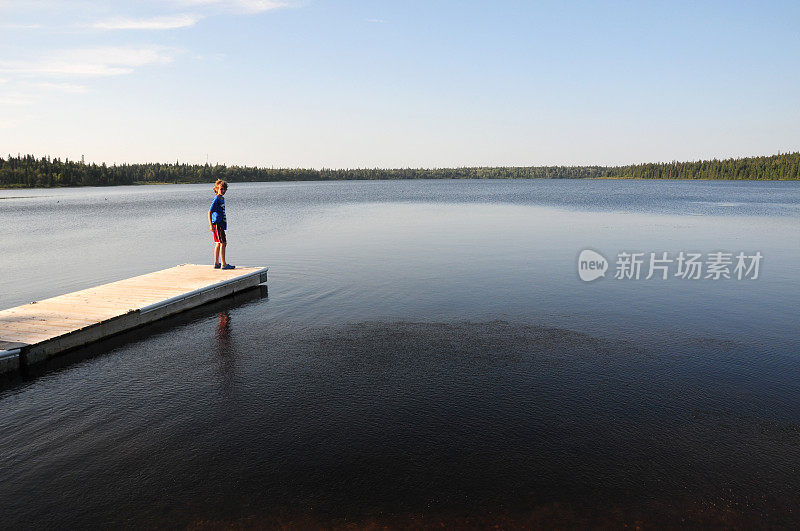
[209,179,235,270]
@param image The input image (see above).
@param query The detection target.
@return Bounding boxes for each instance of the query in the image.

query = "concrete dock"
[0,264,268,374]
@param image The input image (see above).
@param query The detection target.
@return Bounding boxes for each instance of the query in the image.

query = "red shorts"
[211,224,226,244]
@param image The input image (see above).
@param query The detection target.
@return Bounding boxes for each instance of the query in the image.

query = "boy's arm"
[209,195,219,228]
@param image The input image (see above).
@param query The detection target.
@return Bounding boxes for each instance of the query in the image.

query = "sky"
[0,0,798,168]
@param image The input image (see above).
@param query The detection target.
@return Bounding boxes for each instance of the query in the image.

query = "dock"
[0,264,268,374]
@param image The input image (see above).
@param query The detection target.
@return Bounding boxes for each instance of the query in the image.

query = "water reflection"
[216,311,231,347]
[212,311,238,397]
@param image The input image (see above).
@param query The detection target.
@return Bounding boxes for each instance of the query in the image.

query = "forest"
[602,152,800,181]
[1,152,798,188]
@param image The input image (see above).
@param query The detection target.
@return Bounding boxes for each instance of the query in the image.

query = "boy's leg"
[220,243,227,266]
[212,224,222,266]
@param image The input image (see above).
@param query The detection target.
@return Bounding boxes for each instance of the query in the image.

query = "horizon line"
[3,150,798,171]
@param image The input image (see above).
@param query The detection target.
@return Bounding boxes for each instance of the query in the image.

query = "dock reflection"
[5,284,268,388]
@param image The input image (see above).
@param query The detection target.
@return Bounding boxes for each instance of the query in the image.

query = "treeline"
[1,152,798,188]
[605,152,800,180]
[0,155,605,187]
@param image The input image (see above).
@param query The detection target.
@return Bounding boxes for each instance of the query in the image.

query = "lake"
[1,179,799,527]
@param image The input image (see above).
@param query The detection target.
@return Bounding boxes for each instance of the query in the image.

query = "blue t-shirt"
[210,195,227,230]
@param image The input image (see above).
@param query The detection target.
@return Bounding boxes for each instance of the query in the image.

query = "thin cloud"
[177,0,289,14]
[0,93,34,106]
[0,46,177,77]
[33,82,88,93]
[1,23,43,29]
[92,13,201,30]
[193,52,227,61]
[365,18,385,24]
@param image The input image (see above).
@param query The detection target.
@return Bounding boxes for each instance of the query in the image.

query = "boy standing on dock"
[209,179,235,270]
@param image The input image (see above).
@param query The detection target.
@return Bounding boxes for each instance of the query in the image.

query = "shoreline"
[3,152,799,188]
[2,176,799,190]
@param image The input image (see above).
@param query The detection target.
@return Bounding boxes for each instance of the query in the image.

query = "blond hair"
[214,179,228,193]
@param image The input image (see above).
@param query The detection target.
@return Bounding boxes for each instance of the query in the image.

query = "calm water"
[1,179,799,527]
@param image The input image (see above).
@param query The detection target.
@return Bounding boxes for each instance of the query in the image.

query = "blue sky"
[0,0,798,168]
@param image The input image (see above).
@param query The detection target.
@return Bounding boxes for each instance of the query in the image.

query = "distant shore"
[1,152,798,188]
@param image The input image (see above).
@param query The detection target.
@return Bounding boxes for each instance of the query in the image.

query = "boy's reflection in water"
[216,311,231,346]
[214,311,236,390]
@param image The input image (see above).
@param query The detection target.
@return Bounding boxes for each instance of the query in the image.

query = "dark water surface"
[1,180,799,527]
